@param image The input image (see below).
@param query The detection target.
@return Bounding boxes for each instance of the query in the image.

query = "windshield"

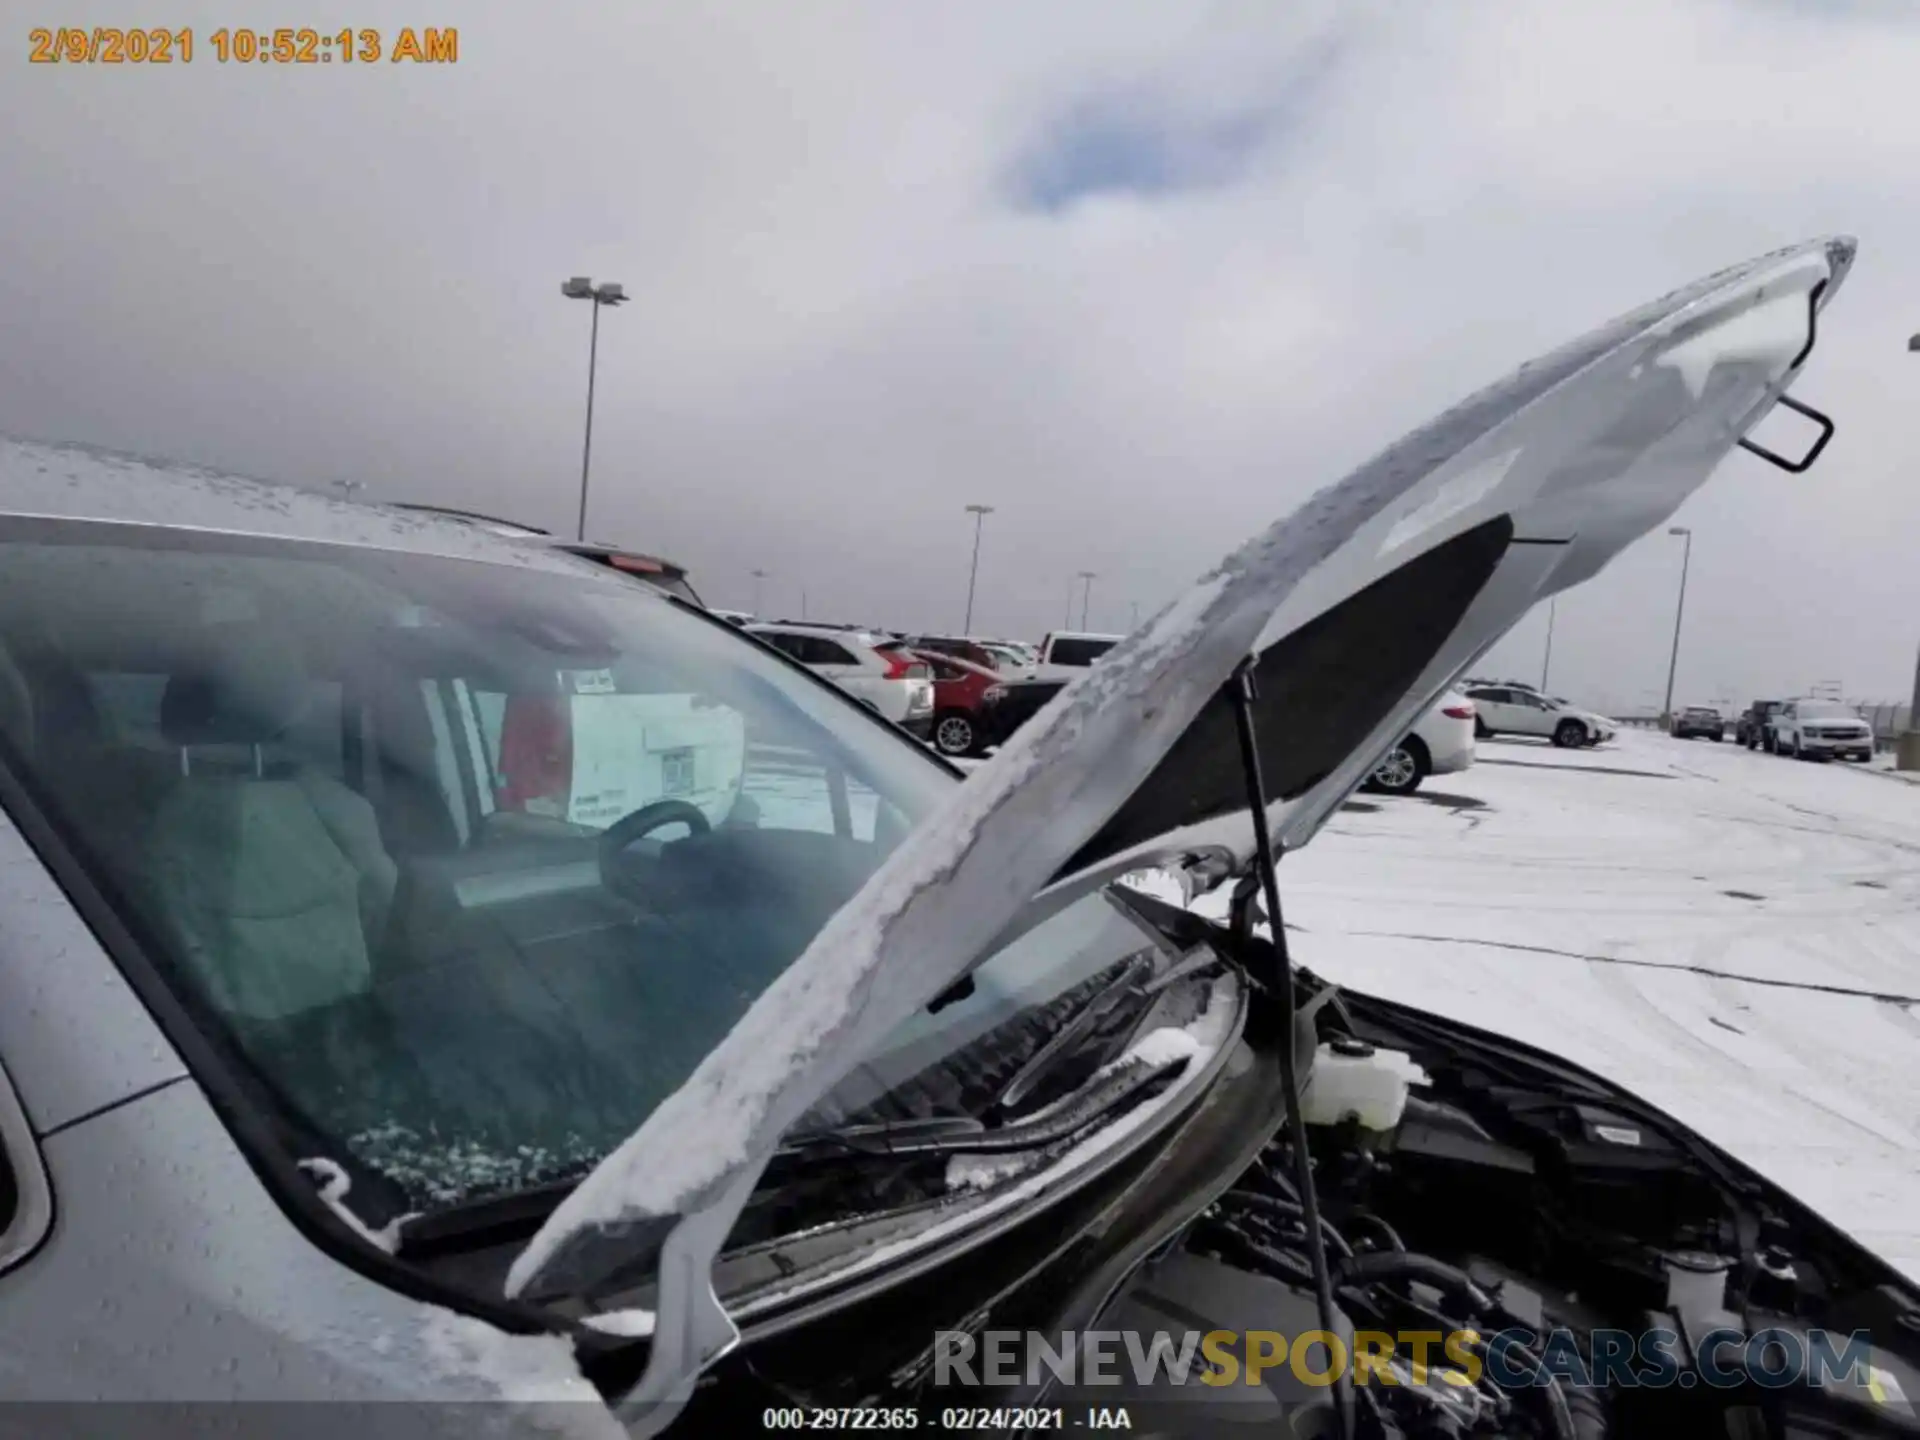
[1799,701,1859,720]
[0,520,1144,1217]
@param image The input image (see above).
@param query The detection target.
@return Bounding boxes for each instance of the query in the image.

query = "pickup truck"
[1033,630,1124,681]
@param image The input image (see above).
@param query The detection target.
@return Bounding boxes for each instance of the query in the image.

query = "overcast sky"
[7,0,1919,713]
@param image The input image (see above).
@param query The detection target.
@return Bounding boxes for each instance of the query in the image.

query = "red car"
[912,650,1005,757]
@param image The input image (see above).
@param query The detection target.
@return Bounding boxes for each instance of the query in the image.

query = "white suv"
[1462,683,1613,748]
[747,623,936,738]
[1770,697,1875,762]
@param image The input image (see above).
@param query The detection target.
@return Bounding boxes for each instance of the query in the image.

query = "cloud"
[1003,28,1351,212]
[4,0,1919,709]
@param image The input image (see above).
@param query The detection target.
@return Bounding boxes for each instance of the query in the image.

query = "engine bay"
[1076,986,1920,1438]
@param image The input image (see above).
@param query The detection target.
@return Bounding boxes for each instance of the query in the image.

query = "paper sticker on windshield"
[1593,1124,1642,1146]
[570,668,617,695]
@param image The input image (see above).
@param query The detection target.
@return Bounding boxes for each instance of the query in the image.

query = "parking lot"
[1169,729,1920,1281]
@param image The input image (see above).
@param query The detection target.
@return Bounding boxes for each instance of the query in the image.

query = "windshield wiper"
[992,951,1160,1114]
[776,1113,988,1157]
[779,1049,1192,1166]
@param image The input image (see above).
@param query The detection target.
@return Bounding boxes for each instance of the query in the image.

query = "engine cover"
[1049,1249,1347,1435]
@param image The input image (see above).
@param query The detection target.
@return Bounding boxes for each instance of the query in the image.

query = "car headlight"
[983,685,1007,704]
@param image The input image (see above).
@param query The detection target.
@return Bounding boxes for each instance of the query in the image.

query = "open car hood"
[505,237,1855,1431]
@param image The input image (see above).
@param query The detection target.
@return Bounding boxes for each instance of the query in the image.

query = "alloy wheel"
[1372,745,1421,794]
[934,714,976,756]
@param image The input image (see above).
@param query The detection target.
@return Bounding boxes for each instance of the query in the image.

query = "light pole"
[961,504,994,634]
[1063,577,1075,628]
[561,276,628,543]
[1540,597,1557,692]
[1077,571,1097,631]
[1659,525,1692,727]
[751,568,770,615]
[1900,335,1920,770]
[1900,646,1920,771]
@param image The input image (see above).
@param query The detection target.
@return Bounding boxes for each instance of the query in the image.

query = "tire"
[1366,738,1429,796]
[1710,734,1722,743]
[932,710,978,757]
[1473,717,1491,740]
[1552,719,1585,749]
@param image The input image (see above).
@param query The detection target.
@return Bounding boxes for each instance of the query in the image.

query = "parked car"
[909,651,1006,757]
[746,622,935,738]
[1770,697,1876,762]
[1671,705,1727,741]
[1462,683,1614,747]
[1737,698,1784,749]
[1034,630,1124,681]
[968,638,1037,677]
[898,635,1005,674]
[0,240,1901,1440]
[975,636,1038,663]
[1362,691,1477,796]
[388,502,708,607]
[976,672,1069,745]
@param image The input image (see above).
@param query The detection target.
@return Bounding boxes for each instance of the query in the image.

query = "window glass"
[1799,701,1856,720]
[0,523,1144,1224]
[758,631,803,659]
[1048,638,1116,667]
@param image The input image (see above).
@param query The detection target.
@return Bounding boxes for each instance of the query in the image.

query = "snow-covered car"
[1465,683,1614,748]
[1771,697,1876,762]
[5,239,1909,1440]
[1364,690,1477,796]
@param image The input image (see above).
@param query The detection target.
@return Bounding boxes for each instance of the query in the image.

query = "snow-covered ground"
[1181,729,1920,1281]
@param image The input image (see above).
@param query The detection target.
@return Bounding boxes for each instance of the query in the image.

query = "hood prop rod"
[1227,659,1354,1440]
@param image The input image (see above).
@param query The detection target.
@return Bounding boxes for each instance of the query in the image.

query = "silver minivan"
[8,239,1917,1440]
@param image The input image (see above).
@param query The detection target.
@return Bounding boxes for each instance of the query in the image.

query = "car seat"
[137,622,397,1022]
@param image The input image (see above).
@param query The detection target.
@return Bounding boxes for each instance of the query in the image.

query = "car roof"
[388,501,552,536]
[0,432,623,586]
[558,541,691,579]
[1045,630,1125,641]
[749,621,881,641]
[390,502,694,579]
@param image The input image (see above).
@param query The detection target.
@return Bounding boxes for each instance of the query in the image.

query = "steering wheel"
[597,799,712,902]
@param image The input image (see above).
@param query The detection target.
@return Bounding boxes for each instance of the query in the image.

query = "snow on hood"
[419,1309,626,1440]
[505,237,1856,1430]
[297,1157,415,1255]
